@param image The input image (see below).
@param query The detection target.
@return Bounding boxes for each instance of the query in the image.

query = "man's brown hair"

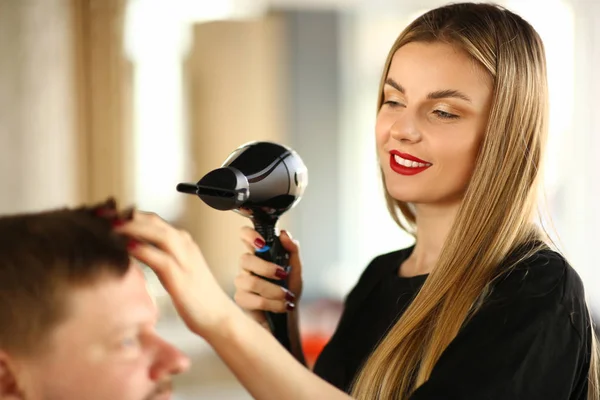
[0,199,131,355]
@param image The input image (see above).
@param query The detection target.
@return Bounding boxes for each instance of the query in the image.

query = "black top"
[313,246,592,399]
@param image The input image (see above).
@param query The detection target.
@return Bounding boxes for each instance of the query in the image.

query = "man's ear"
[0,351,25,400]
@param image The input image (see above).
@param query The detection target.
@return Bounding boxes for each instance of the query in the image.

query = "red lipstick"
[389,150,431,176]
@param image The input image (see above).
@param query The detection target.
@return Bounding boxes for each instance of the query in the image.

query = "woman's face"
[376,41,493,207]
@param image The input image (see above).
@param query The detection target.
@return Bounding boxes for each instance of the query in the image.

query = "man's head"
[0,200,190,400]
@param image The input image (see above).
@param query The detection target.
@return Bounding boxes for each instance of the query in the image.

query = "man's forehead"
[60,264,158,335]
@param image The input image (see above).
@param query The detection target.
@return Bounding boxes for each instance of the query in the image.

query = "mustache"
[144,380,173,400]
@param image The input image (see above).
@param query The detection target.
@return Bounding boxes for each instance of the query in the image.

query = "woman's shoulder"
[493,247,585,305]
[489,247,590,339]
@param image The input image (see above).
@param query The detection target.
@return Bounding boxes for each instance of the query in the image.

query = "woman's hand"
[115,210,237,336]
[234,227,303,331]
[116,212,350,400]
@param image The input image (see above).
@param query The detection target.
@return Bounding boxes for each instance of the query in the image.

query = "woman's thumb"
[280,230,303,290]
[279,230,299,254]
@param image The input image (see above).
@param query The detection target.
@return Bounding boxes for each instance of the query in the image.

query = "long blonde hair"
[351,3,599,399]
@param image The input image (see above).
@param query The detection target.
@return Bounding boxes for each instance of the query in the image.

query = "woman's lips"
[389,151,432,176]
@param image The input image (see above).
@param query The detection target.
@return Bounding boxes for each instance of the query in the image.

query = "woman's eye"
[433,110,459,119]
[383,100,402,108]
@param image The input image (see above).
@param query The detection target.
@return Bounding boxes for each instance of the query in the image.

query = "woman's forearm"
[203,307,351,400]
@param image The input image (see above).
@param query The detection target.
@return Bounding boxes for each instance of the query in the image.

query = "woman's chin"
[385,188,425,204]
[386,187,464,209]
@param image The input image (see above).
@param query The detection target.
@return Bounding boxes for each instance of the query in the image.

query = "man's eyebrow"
[384,77,472,103]
[107,312,160,334]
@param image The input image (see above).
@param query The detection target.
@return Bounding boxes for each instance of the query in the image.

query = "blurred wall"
[181,14,290,292]
[282,10,343,299]
[0,0,132,214]
[0,0,79,212]
[73,0,133,205]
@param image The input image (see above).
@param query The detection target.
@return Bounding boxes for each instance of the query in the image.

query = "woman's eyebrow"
[384,77,472,103]
[427,89,472,103]
[384,77,405,93]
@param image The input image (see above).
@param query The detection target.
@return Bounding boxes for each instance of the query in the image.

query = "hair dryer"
[176,141,308,352]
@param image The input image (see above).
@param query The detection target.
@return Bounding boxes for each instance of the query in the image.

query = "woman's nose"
[389,110,422,143]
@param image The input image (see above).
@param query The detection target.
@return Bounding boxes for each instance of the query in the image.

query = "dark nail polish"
[112,219,125,228]
[127,239,138,250]
[254,238,265,248]
[94,208,111,217]
[275,268,288,279]
[286,302,296,311]
[285,290,296,302]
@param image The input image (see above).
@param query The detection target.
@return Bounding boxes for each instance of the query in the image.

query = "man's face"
[16,263,190,400]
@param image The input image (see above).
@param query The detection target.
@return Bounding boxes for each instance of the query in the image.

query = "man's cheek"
[102,358,155,399]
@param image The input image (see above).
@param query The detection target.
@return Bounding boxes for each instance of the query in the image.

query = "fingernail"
[119,207,135,221]
[127,239,138,250]
[281,230,292,240]
[286,302,296,311]
[94,207,112,217]
[105,197,117,210]
[254,238,265,249]
[112,219,125,228]
[275,268,288,279]
[284,290,296,302]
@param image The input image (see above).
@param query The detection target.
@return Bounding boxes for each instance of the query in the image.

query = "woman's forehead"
[386,42,492,99]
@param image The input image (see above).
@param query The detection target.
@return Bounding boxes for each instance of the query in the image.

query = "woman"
[116,3,599,399]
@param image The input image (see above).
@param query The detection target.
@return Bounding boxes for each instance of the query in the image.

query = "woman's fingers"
[234,290,294,314]
[240,226,266,250]
[235,270,296,302]
[116,211,197,269]
[239,253,289,280]
[116,211,171,245]
[127,240,177,282]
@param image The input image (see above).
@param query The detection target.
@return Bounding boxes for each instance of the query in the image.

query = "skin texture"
[377,41,492,207]
[376,42,493,276]
[2,265,190,400]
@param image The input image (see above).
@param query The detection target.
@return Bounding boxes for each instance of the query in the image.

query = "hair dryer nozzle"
[176,183,200,195]
[176,167,249,211]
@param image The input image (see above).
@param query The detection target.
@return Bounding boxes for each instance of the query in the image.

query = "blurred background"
[0,0,598,398]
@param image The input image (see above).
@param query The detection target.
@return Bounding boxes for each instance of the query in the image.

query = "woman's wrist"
[192,293,245,341]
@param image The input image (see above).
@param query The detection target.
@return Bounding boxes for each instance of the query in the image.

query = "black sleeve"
[409,254,591,400]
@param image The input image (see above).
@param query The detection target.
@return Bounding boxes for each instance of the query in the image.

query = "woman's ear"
[0,352,25,400]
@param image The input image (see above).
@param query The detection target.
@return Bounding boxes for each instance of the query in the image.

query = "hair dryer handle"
[254,235,292,352]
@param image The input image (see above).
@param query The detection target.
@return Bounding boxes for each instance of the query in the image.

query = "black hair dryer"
[176,141,308,352]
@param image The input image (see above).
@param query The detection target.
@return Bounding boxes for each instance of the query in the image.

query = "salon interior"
[1,0,598,398]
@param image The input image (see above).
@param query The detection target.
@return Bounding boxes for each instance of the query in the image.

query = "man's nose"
[150,336,191,380]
